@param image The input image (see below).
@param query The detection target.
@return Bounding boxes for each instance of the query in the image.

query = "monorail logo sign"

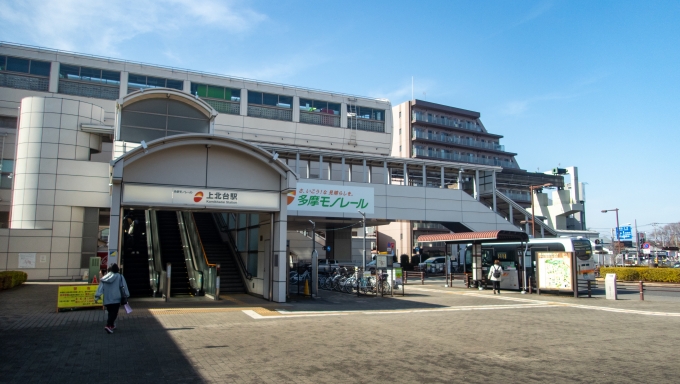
[287,182,374,214]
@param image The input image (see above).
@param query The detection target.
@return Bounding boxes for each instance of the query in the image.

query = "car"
[365,260,400,272]
[317,259,340,274]
[418,256,447,272]
[673,262,680,269]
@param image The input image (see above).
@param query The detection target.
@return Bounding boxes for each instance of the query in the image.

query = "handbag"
[119,275,128,305]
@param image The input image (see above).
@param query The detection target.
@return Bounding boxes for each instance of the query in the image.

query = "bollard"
[587,280,592,298]
[214,264,221,301]
[165,262,172,302]
[639,281,644,301]
[528,277,533,294]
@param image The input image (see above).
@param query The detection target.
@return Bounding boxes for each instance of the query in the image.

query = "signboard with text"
[57,285,102,312]
[536,252,573,291]
[123,184,280,211]
[287,183,374,214]
[617,226,633,241]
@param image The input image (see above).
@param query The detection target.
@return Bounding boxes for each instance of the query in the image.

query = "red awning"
[417,230,529,244]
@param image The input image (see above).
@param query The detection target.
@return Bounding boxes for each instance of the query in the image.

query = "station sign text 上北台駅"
[122,184,280,211]
[287,183,374,214]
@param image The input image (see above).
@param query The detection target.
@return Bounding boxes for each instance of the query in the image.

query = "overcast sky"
[1,0,678,237]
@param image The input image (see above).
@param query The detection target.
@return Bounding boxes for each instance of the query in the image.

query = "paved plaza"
[1,281,680,383]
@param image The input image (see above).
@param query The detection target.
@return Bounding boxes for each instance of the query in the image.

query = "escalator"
[156,211,193,296]
[121,210,153,297]
[193,212,247,293]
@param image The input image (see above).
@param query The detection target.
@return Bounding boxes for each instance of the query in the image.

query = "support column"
[474,170,480,201]
[540,225,545,238]
[48,62,59,93]
[292,96,300,122]
[341,157,346,182]
[458,168,463,190]
[422,164,426,187]
[340,102,348,128]
[119,72,129,99]
[492,170,497,212]
[271,194,289,303]
[440,167,444,188]
[183,80,191,94]
[403,163,408,186]
[295,152,300,176]
[383,161,388,184]
[348,162,352,182]
[509,204,514,225]
[363,159,367,183]
[240,89,248,116]
[525,215,530,234]
[318,155,323,180]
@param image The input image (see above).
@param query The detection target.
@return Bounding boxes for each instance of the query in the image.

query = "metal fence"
[300,111,340,127]
[0,72,49,92]
[247,105,292,121]
[203,99,240,115]
[58,80,119,100]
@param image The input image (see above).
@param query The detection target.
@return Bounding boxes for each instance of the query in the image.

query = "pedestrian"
[488,259,503,294]
[94,263,130,334]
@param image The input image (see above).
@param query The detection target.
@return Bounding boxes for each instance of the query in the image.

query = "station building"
[0,42,553,302]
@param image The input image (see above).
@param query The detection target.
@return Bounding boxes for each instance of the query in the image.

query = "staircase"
[121,210,153,297]
[193,212,247,293]
[156,211,193,296]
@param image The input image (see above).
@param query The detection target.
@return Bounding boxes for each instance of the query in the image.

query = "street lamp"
[358,210,366,272]
[602,209,620,264]
[530,183,553,238]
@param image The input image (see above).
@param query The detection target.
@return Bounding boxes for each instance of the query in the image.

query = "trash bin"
[605,273,617,300]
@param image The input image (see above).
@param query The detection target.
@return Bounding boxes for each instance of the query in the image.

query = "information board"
[394,268,403,285]
[537,252,573,291]
[57,285,102,311]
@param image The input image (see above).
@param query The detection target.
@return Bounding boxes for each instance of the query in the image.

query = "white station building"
[0,42,522,302]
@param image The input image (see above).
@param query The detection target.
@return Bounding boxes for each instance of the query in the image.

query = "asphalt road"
[2,282,680,383]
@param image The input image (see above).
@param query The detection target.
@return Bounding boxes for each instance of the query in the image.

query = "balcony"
[58,80,119,100]
[0,72,49,92]
[348,118,385,133]
[412,130,509,153]
[413,113,483,133]
[300,111,340,127]
[203,98,240,115]
[412,147,519,169]
[247,104,292,121]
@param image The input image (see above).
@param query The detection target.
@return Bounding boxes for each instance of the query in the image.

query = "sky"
[0,0,678,237]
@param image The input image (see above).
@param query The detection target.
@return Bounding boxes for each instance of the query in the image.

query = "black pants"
[492,281,500,291]
[105,304,120,327]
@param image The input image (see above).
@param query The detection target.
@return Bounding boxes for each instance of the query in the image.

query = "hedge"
[599,267,680,283]
[0,271,28,290]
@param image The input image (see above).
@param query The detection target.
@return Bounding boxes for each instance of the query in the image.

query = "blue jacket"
[94,272,130,305]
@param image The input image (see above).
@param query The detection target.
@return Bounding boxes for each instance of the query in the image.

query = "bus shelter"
[417,230,529,289]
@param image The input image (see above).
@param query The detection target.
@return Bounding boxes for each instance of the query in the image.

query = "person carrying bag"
[94,263,130,334]
[487,259,503,295]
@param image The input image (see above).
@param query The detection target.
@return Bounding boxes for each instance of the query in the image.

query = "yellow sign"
[57,285,102,311]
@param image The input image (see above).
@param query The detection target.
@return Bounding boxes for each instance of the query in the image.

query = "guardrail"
[403,271,424,285]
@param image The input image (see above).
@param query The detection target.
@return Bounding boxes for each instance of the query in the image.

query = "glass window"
[29,61,51,77]
[120,98,209,142]
[248,227,259,251]
[0,56,5,71]
[248,91,292,109]
[0,116,17,129]
[247,252,258,276]
[299,99,340,115]
[59,65,120,85]
[250,213,259,226]
[237,229,247,250]
[356,106,385,121]
[128,74,182,91]
[59,64,80,80]
[7,57,29,73]
[238,213,247,229]
[166,79,184,90]
[190,83,241,102]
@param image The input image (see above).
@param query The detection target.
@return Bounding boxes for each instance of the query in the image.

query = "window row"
[59,65,120,86]
[0,56,51,77]
[413,110,481,132]
[191,83,241,102]
[128,74,183,91]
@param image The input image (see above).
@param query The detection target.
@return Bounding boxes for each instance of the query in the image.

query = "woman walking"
[94,264,130,334]
[488,260,503,294]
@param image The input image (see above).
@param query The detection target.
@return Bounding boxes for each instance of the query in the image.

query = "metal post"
[474,170,480,200]
[359,211,367,273]
[309,220,317,297]
[509,204,513,226]
[492,170,497,212]
[363,159,367,183]
[165,262,171,302]
[422,164,426,187]
[295,152,300,176]
[639,281,644,301]
[215,263,221,300]
[341,157,346,182]
[440,166,444,188]
[383,161,388,184]
[403,163,408,186]
[318,155,323,180]
[587,280,591,298]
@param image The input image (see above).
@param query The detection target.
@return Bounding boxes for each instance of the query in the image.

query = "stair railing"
[214,213,253,281]
[176,211,205,296]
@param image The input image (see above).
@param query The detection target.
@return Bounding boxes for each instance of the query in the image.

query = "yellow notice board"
[57,285,102,312]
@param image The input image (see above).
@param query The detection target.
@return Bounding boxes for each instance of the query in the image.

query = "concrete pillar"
[295,152,300,176]
[525,216,530,234]
[292,96,300,123]
[383,161,388,184]
[422,164,426,187]
[119,72,129,99]
[403,163,408,186]
[240,89,248,116]
[182,80,191,94]
[341,157,346,182]
[540,225,545,238]
[318,155,323,180]
[509,204,513,225]
[271,194,289,303]
[440,167,444,188]
[475,170,480,201]
[48,62,59,93]
[492,170,497,212]
[363,159,367,183]
[458,169,463,190]
[348,162,352,182]
[340,102,348,128]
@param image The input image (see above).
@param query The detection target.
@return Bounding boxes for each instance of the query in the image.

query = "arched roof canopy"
[118,88,218,119]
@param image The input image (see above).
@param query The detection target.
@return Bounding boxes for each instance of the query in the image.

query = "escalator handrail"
[188,212,216,268]
[144,210,159,294]
[175,211,204,295]
[215,213,253,281]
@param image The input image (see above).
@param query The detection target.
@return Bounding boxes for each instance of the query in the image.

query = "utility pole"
[358,210,366,272]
